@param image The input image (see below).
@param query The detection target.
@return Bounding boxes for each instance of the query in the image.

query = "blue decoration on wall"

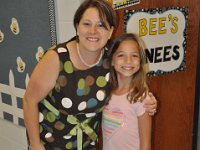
[0,0,57,127]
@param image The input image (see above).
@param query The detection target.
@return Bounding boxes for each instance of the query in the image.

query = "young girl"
[102,33,152,150]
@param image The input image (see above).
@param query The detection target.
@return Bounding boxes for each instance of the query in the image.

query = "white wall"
[0,1,81,149]
[55,0,82,43]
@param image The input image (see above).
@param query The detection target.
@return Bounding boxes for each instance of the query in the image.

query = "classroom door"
[112,0,200,150]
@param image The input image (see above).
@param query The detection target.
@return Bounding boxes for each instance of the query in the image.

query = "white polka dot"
[78,101,87,111]
[45,132,52,138]
[85,113,96,118]
[90,141,95,145]
[96,90,105,101]
[105,73,110,82]
[58,47,67,53]
[39,112,44,122]
[63,135,72,139]
[61,98,72,108]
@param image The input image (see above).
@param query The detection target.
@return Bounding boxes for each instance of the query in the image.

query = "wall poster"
[124,7,188,76]
[107,0,140,9]
[0,0,57,127]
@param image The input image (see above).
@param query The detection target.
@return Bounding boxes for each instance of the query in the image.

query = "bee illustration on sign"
[16,56,26,72]
[36,46,44,62]
[0,30,4,43]
[10,18,20,35]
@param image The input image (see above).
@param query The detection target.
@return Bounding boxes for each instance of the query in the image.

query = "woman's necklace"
[76,42,104,68]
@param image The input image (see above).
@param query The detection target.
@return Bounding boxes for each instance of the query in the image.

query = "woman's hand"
[29,143,45,150]
[144,92,158,116]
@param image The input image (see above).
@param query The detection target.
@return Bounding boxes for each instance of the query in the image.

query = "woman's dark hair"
[73,0,116,31]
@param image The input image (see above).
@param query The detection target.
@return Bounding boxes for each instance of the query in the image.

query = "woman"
[23,0,157,150]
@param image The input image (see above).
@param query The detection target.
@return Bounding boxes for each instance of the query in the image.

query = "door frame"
[192,22,200,150]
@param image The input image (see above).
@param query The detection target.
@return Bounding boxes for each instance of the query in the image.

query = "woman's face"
[76,7,113,52]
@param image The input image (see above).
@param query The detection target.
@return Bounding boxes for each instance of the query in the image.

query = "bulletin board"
[0,0,57,127]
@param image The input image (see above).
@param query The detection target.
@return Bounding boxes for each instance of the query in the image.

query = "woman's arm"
[23,50,59,150]
[138,112,152,150]
[143,92,157,115]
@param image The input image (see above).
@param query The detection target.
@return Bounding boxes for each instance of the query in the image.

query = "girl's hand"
[144,92,158,116]
[29,143,45,150]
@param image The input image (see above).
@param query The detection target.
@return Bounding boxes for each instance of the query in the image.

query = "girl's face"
[76,7,113,53]
[112,39,141,80]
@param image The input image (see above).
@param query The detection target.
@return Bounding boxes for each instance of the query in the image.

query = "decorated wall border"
[48,0,57,45]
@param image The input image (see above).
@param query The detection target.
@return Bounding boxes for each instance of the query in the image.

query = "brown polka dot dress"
[38,40,110,150]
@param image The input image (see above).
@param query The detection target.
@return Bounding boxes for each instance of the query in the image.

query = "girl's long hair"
[109,33,149,103]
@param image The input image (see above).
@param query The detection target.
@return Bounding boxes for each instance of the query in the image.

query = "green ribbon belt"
[67,115,97,150]
[42,99,60,116]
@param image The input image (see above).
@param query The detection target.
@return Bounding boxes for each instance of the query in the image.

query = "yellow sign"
[125,7,188,76]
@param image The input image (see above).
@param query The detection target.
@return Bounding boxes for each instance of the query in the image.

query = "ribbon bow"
[67,115,97,150]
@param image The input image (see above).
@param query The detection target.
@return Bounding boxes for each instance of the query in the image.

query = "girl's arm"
[138,112,152,150]
[23,50,59,150]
